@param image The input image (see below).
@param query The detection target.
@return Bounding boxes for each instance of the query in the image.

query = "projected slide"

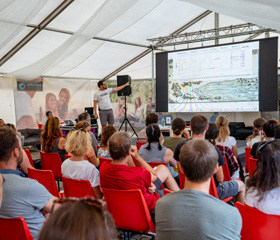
[168,41,259,112]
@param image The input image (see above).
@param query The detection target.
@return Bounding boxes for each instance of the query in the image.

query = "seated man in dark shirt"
[174,115,245,203]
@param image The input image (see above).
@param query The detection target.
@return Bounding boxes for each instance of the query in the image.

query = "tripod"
[118,96,138,137]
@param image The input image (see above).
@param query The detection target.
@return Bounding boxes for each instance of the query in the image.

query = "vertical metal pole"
[152,50,155,104]
[215,12,219,46]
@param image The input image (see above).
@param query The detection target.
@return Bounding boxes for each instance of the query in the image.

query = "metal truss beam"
[102,10,212,80]
[148,23,276,47]
[0,0,75,67]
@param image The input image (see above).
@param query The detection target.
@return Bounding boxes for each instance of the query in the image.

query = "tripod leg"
[119,118,126,131]
[126,119,138,137]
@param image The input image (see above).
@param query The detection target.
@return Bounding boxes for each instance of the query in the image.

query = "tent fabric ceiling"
[0,0,279,81]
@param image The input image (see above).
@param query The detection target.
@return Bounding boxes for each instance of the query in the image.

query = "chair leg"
[56,179,60,192]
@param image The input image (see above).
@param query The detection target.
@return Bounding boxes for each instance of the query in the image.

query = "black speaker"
[117,75,131,96]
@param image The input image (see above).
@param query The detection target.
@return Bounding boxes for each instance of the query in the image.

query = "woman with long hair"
[246,118,266,147]
[75,121,98,167]
[215,116,238,158]
[62,130,102,199]
[205,123,240,179]
[134,97,144,120]
[138,123,179,184]
[97,126,117,159]
[246,140,280,215]
[38,197,116,240]
[57,88,71,120]
[162,118,190,152]
[41,117,66,162]
[45,93,58,118]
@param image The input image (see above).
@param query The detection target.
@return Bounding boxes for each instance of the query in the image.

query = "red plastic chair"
[209,177,233,203]
[245,147,252,173]
[222,156,232,181]
[24,149,34,167]
[0,217,33,240]
[136,141,147,151]
[163,189,173,195]
[235,202,280,240]
[103,188,155,234]
[99,157,112,166]
[28,167,61,197]
[38,123,43,129]
[249,158,258,178]
[62,176,95,198]
[148,161,167,168]
[178,165,185,189]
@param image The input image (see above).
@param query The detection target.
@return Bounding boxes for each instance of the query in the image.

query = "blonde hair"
[65,130,91,156]
[215,116,230,142]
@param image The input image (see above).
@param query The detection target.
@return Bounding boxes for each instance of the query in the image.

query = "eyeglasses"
[51,197,109,228]
[257,139,280,154]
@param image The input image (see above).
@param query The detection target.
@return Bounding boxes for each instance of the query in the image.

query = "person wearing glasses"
[246,140,280,215]
[0,127,58,240]
[38,197,116,240]
[62,130,102,199]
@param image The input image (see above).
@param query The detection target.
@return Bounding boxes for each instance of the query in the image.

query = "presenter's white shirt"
[61,159,100,187]
[93,88,113,110]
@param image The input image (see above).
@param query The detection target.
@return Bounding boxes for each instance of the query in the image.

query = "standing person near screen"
[93,80,130,131]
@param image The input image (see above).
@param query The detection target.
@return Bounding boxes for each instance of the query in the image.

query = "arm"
[130,146,158,182]
[127,155,136,167]
[182,129,191,139]
[163,149,178,167]
[112,81,130,93]
[58,138,66,150]
[20,150,34,174]
[42,195,59,213]
[92,186,103,199]
[86,147,99,167]
[94,100,98,119]
[215,166,224,183]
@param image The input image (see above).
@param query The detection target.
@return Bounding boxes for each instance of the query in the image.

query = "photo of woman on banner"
[114,96,125,123]
[128,97,144,122]
[57,88,71,120]
[45,93,58,118]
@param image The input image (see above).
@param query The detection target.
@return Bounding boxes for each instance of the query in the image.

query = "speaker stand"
[118,96,138,137]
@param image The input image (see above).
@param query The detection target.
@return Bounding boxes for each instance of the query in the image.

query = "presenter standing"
[94,80,130,130]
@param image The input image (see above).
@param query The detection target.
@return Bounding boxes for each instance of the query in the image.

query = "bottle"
[161,118,165,127]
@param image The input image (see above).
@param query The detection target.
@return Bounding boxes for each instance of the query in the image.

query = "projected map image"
[168,41,259,112]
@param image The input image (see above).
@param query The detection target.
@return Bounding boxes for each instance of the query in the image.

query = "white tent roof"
[0,0,279,80]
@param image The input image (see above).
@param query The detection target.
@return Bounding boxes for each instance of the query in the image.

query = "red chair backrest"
[178,165,185,189]
[222,156,232,181]
[99,157,112,166]
[0,217,33,240]
[249,158,258,178]
[40,152,62,179]
[148,162,167,168]
[235,202,280,240]
[245,147,252,173]
[28,167,60,197]
[163,189,173,195]
[103,188,155,233]
[209,177,233,203]
[62,176,95,198]
[24,149,34,167]
[136,141,147,151]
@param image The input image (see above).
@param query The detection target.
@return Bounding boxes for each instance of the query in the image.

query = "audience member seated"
[62,130,102,199]
[41,117,66,162]
[100,132,179,213]
[38,197,116,240]
[216,116,239,159]
[246,118,266,147]
[0,127,58,240]
[0,118,4,127]
[41,111,53,126]
[250,119,278,159]
[77,112,98,155]
[246,140,280,215]
[4,123,34,174]
[162,117,190,152]
[174,115,245,203]
[139,124,179,184]
[75,121,99,167]
[137,113,164,143]
[206,123,240,180]
[156,139,242,240]
[97,126,117,159]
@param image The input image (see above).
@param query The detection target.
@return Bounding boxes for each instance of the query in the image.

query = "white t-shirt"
[93,88,113,110]
[61,159,100,187]
[245,187,280,215]
[246,135,264,148]
[135,105,144,119]
[217,136,236,150]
